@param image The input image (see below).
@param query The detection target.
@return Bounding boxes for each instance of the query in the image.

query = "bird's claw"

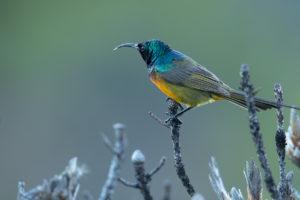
[164,114,182,125]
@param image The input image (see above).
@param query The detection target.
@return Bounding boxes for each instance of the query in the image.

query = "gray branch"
[147,156,167,177]
[240,64,279,200]
[119,150,166,200]
[148,111,170,128]
[148,98,196,197]
[17,157,86,200]
[118,178,139,188]
[274,83,292,200]
[132,150,152,200]
[98,123,127,200]
[166,98,196,197]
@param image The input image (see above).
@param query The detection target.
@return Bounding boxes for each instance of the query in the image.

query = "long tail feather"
[224,90,300,111]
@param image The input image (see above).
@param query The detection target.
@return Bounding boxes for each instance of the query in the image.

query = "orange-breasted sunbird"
[114,39,300,119]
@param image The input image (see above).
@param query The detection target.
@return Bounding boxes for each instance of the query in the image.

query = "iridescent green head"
[114,39,171,65]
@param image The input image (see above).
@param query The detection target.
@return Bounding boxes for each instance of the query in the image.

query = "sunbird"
[114,39,300,119]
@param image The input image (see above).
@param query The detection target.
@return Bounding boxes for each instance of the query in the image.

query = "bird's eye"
[140,46,145,52]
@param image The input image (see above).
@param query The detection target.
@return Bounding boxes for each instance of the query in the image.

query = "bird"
[114,39,300,120]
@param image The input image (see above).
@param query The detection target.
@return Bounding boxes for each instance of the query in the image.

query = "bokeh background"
[1,0,300,199]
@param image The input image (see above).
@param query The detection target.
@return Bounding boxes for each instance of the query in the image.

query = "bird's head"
[114,39,171,66]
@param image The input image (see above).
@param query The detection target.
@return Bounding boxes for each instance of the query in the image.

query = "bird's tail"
[222,90,300,111]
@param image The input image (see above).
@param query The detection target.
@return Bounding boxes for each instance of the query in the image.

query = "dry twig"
[98,123,127,200]
[17,158,86,200]
[119,150,166,200]
[240,64,279,199]
[274,83,292,199]
[149,98,196,197]
[167,98,196,197]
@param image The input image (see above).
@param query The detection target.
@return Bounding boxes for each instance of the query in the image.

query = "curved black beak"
[113,43,138,51]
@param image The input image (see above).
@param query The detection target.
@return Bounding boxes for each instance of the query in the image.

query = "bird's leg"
[165,106,194,123]
[178,103,184,111]
[174,106,194,117]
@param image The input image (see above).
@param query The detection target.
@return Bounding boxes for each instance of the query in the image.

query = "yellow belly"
[150,71,218,107]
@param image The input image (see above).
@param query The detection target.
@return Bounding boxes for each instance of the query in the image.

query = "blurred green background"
[1,0,300,199]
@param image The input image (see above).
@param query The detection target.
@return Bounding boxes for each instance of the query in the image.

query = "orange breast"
[149,70,221,107]
[150,70,184,103]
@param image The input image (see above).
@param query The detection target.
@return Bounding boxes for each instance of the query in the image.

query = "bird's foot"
[164,106,194,125]
[164,113,182,125]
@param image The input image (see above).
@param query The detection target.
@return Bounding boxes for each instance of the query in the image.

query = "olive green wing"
[157,58,231,97]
